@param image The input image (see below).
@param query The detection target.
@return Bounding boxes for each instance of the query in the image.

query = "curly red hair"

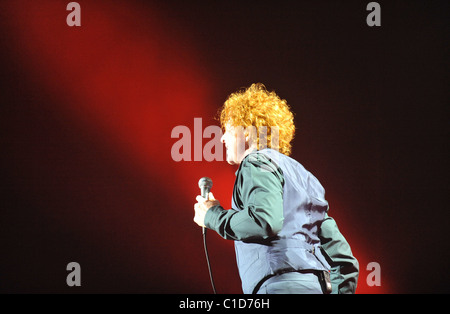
[219,83,295,156]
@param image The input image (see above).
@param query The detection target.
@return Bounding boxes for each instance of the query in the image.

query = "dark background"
[0,0,448,293]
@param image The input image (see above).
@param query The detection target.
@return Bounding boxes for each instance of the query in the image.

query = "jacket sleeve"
[204,154,284,241]
[319,214,359,294]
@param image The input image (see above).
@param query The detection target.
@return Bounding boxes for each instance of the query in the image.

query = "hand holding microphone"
[194,177,220,228]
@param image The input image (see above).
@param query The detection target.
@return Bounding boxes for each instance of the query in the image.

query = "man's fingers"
[196,195,206,202]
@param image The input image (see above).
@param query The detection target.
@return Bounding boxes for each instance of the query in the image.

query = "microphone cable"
[203,228,217,294]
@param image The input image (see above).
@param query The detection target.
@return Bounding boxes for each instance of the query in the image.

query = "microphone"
[198,177,213,199]
[197,176,216,294]
[198,177,213,235]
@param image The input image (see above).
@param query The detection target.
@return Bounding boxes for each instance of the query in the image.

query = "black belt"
[252,269,332,294]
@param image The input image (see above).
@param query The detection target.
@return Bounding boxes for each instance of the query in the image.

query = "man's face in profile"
[220,124,247,165]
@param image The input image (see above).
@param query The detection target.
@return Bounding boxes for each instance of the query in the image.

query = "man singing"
[193,83,358,294]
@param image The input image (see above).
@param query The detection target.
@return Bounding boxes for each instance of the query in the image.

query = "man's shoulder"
[238,149,285,183]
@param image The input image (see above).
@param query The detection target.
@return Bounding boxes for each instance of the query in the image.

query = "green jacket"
[319,214,359,294]
[206,151,359,293]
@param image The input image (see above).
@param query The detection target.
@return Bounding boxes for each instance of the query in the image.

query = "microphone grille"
[198,177,213,190]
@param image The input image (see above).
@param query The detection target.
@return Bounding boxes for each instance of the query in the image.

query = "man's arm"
[319,214,359,294]
[204,154,284,241]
